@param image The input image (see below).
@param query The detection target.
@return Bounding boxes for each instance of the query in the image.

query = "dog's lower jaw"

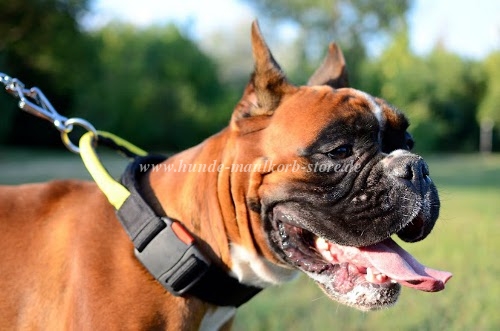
[262,216,408,311]
[311,273,401,311]
[229,233,401,311]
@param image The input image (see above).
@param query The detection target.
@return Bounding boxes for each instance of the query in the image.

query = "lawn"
[0,150,499,330]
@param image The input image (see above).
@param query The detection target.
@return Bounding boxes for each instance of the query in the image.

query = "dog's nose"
[384,150,432,194]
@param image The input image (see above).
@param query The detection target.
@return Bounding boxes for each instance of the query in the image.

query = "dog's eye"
[327,144,353,160]
[405,132,414,151]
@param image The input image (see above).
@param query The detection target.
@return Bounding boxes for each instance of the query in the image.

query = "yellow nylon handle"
[79,131,134,210]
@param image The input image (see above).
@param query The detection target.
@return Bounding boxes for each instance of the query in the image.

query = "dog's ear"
[231,77,258,120]
[307,42,349,88]
[232,21,296,122]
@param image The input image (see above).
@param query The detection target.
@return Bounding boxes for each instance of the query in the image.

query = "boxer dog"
[0,21,451,330]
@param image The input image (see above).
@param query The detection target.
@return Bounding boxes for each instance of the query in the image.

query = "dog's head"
[228,22,451,311]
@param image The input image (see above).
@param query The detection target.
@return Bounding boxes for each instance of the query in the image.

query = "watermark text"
[139,159,361,173]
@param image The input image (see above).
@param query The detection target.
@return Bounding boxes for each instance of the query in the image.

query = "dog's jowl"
[0,21,451,330]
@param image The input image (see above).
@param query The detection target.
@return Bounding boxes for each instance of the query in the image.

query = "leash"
[0,72,261,307]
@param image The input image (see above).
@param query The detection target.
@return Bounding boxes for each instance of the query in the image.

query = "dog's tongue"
[360,238,452,292]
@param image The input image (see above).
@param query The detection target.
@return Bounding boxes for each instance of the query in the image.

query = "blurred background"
[1,0,499,152]
[0,1,499,330]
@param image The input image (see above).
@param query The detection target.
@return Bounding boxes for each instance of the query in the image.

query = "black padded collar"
[117,155,262,307]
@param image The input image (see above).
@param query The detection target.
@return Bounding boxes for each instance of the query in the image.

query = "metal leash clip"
[0,72,96,153]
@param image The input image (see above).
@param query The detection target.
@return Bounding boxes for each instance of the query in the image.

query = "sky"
[87,0,500,59]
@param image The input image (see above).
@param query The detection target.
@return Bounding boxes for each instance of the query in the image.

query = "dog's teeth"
[366,267,376,283]
[278,223,289,239]
[315,237,335,262]
[315,237,329,251]
[323,252,334,262]
[366,267,390,283]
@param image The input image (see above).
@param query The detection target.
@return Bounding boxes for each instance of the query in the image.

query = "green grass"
[1,150,499,330]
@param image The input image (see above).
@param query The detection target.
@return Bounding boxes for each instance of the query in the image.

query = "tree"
[0,0,92,147]
[423,47,483,151]
[365,32,484,152]
[242,0,410,85]
[477,52,500,152]
[75,23,232,151]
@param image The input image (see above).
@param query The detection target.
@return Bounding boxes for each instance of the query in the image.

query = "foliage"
[74,23,232,150]
[242,0,409,51]
[478,52,500,127]
[360,32,484,152]
[0,0,93,146]
[0,1,235,151]
[242,0,410,86]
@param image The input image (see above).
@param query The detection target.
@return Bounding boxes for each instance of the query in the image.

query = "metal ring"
[54,120,73,133]
[60,118,97,154]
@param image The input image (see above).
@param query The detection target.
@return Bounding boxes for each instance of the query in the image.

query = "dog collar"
[79,131,262,307]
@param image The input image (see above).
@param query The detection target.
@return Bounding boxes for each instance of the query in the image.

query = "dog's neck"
[148,128,297,288]
[148,129,231,263]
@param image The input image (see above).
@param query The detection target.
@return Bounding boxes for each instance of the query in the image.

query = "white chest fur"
[199,244,298,330]
[229,244,298,288]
